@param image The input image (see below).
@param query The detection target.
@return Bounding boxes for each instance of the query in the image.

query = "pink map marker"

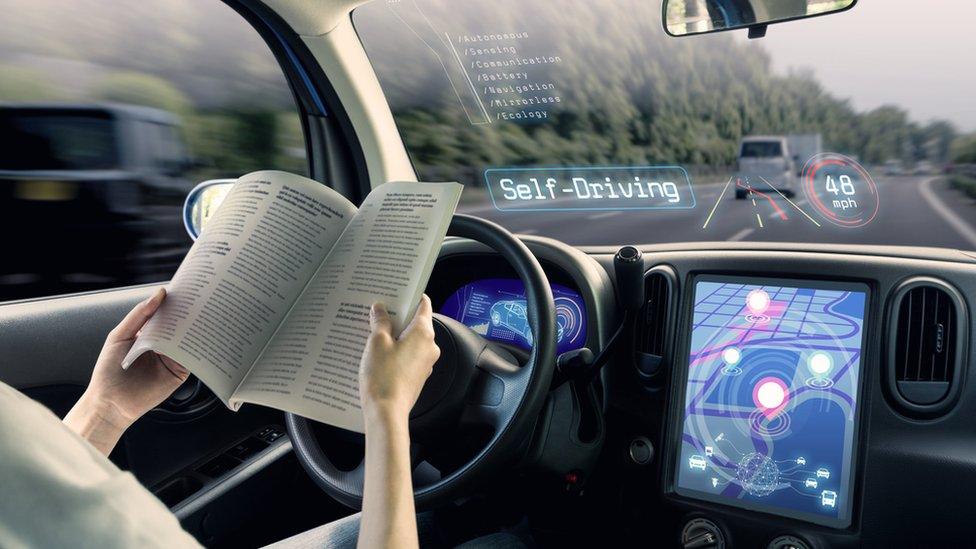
[753,376,790,420]
[746,289,771,316]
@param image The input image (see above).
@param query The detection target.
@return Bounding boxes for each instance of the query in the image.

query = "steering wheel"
[286,214,558,508]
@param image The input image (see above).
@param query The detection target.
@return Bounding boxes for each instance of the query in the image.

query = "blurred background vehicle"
[0,0,307,302]
[0,103,194,298]
[882,159,905,176]
[733,134,821,198]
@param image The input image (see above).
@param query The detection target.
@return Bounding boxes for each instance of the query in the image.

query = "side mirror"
[183,179,235,241]
[663,0,856,37]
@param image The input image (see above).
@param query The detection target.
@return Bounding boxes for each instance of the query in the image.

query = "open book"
[123,171,462,433]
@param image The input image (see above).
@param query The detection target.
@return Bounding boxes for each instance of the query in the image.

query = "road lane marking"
[518,228,539,235]
[919,177,976,248]
[758,176,821,227]
[586,211,621,221]
[756,213,764,228]
[702,176,735,230]
[729,228,754,241]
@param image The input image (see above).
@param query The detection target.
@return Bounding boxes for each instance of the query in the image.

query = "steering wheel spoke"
[461,350,529,431]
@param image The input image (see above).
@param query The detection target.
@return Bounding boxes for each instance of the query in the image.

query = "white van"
[735,135,805,199]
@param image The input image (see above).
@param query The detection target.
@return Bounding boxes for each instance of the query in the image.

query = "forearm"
[63,391,131,456]
[358,407,418,549]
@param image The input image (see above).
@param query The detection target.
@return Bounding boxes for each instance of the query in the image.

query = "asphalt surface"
[459,175,976,251]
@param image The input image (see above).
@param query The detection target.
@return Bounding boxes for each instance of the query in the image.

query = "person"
[0,288,517,548]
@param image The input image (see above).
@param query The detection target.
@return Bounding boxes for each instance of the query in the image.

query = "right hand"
[359,295,441,422]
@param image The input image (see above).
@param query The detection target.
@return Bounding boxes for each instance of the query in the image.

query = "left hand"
[88,287,190,423]
[65,288,190,454]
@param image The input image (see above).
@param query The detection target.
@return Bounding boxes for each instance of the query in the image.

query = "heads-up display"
[675,276,868,527]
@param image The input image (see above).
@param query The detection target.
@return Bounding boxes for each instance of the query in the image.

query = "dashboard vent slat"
[638,271,670,357]
[634,267,676,380]
[887,279,967,416]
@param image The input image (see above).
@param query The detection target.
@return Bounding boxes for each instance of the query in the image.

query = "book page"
[122,171,358,404]
[234,181,462,431]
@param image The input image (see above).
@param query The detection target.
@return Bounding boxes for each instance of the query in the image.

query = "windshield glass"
[0,111,118,170]
[354,0,976,251]
[741,142,783,158]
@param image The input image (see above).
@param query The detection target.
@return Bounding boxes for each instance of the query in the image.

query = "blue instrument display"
[439,278,587,354]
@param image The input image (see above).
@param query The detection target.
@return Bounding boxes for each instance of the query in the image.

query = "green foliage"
[0,64,63,102]
[949,175,976,199]
[93,72,191,114]
[950,135,976,164]
[355,0,959,187]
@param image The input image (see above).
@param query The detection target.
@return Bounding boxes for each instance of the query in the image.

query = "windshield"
[354,0,976,251]
[741,142,783,158]
[0,111,118,170]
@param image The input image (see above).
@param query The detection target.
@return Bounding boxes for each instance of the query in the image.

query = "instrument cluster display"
[440,278,586,354]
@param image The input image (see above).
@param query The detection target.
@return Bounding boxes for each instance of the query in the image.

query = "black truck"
[0,104,196,301]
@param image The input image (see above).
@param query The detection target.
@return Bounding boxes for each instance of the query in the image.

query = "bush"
[949,175,976,199]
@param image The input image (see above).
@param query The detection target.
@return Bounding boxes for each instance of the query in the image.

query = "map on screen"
[675,278,867,525]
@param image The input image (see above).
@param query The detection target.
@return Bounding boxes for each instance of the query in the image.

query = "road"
[458,176,976,251]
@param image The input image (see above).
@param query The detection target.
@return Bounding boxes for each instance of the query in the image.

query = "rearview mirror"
[663,0,856,37]
[183,179,235,241]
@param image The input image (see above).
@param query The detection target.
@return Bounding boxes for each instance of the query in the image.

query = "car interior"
[2,0,975,547]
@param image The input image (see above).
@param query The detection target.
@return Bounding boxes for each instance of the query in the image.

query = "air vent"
[887,278,968,416]
[634,266,676,378]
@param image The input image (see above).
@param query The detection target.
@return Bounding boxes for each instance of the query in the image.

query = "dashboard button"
[628,436,654,465]
[767,535,810,549]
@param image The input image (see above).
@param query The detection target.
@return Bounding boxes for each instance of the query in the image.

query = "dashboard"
[430,237,976,547]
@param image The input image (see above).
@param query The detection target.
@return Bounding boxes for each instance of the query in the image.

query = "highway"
[459,176,976,251]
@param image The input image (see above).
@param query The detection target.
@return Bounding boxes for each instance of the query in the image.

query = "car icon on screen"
[688,455,708,471]
[490,299,564,346]
[490,300,533,344]
[796,457,806,465]
[816,467,830,479]
[804,478,818,489]
[821,490,837,508]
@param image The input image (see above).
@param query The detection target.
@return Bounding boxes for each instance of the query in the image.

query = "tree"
[950,134,976,164]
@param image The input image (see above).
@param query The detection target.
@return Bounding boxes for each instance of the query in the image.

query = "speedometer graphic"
[555,296,585,347]
[801,153,879,228]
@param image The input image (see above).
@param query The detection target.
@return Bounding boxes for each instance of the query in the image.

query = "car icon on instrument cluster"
[804,478,818,489]
[816,467,830,479]
[796,457,806,465]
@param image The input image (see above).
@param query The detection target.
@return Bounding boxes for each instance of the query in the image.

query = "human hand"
[64,288,190,454]
[358,295,441,424]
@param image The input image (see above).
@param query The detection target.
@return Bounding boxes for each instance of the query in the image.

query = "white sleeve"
[0,383,202,549]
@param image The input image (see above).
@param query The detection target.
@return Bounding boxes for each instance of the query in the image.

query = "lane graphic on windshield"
[702,174,823,234]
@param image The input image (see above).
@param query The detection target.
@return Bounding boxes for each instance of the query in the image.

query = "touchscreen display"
[675,277,867,526]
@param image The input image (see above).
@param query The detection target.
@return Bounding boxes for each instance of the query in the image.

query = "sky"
[753,0,976,131]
